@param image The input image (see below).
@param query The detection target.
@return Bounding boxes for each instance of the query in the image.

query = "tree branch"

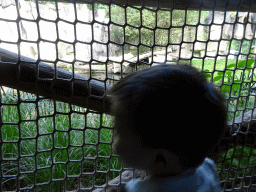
[0,48,112,114]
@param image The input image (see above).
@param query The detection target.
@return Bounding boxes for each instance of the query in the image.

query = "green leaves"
[213,75,222,82]
[217,145,256,174]
[237,59,254,69]
[212,59,255,95]
[226,64,235,69]
[108,7,210,54]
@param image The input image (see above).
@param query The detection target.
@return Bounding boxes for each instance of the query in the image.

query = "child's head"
[109,64,227,177]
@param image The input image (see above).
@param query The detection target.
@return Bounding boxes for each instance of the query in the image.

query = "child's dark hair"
[109,64,227,171]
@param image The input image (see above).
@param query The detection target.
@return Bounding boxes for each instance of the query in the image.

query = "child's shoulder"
[124,158,222,192]
[196,157,222,191]
[199,157,218,172]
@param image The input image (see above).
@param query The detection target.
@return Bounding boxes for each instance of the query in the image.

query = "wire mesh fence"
[1,0,256,191]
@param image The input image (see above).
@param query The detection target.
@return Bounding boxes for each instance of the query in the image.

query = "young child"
[109,64,227,191]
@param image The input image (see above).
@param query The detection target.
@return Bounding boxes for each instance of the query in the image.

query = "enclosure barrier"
[1,0,256,191]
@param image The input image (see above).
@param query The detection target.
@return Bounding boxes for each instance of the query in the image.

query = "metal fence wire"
[1,0,256,191]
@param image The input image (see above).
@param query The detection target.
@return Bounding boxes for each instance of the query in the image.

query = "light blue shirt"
[125,157,221,192]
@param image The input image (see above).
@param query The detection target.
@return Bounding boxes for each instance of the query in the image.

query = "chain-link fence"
[1,0,256,191]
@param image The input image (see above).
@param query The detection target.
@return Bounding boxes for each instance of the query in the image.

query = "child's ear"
[151,149,172,175]
[151,149,183,178]
[152,153,169,177]
[155,153,168,166]
[153,149,171,168]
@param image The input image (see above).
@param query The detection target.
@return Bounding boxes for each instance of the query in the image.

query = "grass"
[191,59,256,189]
[191,59,256,122]
[1,89,123,191]
[2,58,256,191]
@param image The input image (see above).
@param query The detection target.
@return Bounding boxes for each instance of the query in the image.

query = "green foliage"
[64,67,72,72]
[108,5,210,55]
[86,3,108,11]
[212,59,254,96]
[2,58,256,189]
[110,4,125,44]
[230,11,237,17]
[217,145,256,181]
[227,39,255,55]
[204,59,256,184]
[192,59,256,122]
[202,59,256,122]
[1,91,119,191]
[201,59,254,96]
